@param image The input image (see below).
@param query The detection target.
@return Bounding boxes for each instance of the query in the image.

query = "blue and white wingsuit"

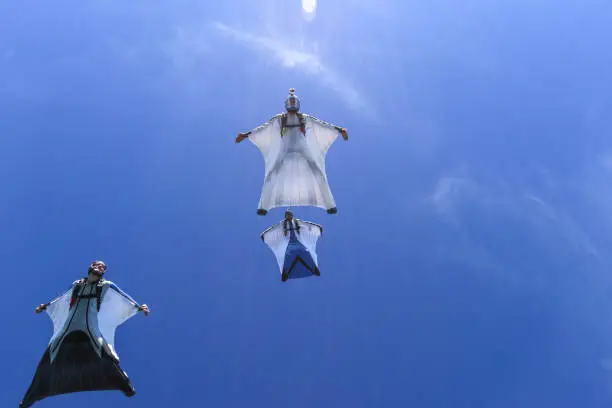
[20,278,145,407]
[261,212,323,282]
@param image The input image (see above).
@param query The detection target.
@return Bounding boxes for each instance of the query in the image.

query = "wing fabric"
[244,113,343,213]
[305,115,342,168]
[248,115,282,174]
[259,150,335,211]
[97,283,141,356]
[262,223,290,272]
[295,220,322,265]
[45,288,73,345]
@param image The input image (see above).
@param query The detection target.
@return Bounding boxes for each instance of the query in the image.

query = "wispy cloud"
[428,173,601,271]
[430,175,478,215]
[212,22,323,73]
[523,191,599,258]
[210,22,373,116]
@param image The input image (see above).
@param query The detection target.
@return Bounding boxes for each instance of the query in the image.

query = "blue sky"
[2,0,612,407]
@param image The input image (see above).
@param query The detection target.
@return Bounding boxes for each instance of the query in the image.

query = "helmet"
[284,88,300,112]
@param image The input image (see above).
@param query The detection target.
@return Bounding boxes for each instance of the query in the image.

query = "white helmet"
[284,88,300,112]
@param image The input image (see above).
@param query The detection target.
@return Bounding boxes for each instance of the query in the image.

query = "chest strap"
[69,280,105,311]
[280,113,306,136]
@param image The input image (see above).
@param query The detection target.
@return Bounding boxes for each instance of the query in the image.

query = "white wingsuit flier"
[236,88,349,215]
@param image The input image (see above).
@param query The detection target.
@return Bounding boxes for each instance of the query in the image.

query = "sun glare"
[302,0,317,14]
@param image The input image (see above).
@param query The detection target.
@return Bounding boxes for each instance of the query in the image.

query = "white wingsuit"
[236,88,349,215]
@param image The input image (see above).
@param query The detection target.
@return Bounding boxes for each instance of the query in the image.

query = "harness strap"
[69,279,104,311]
[280,113,306,136]
[282,219,301,235]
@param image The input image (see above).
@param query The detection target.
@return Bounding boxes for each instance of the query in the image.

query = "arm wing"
[305,115,344,158]
[295,220,322,265]
[97,283,142,352]
[300,220,323,234]
[261,222,290,272]
[240,114,282,162]
[45,287,74,343]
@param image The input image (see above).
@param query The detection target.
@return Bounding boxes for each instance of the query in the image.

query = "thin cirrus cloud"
[210,21,373,116]
[429,174,600,260]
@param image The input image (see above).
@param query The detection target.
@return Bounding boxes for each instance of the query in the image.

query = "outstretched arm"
[308,115,348,140]
[236,114,281,144]
[35,281,81,313]
[261,223,281,241]
[300,220,323,234]
[108,283,150,316]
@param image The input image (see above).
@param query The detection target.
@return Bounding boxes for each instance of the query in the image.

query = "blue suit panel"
[282,226,320,281]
